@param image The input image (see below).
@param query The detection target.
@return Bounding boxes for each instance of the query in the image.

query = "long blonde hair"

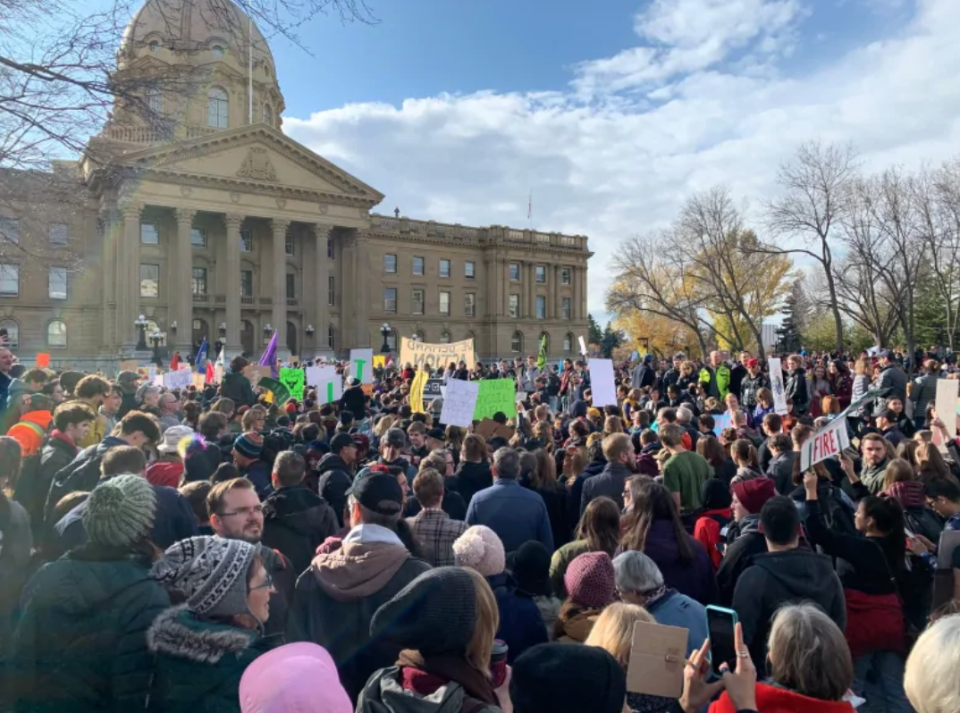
[584,602,653,669]
[463,566,499,676]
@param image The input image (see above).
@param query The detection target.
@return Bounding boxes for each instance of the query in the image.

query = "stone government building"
[0,0,591,367]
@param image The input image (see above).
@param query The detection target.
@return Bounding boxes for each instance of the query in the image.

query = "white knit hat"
[453,525,505,577]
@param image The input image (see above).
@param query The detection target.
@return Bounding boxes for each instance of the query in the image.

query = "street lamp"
[305,324,315,338]
[380,322,392,354]
[149,329,164,367]
[134,314,149,351]
[412,332,422,342]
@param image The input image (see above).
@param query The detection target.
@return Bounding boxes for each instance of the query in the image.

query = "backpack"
[903,506,943,545]
[818,485,858,536]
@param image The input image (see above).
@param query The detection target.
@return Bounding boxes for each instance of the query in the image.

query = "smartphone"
[706,605,739,676]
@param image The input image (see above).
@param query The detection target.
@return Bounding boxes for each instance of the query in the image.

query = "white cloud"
[283,0,960,319]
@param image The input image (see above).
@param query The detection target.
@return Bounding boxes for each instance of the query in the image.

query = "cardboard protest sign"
[440,379,479,428]
[800,417,846,471]
[399,337,476,372]
[257,377,290,404]
[934,379,959,447]
[243,364,272,389]
[712,413,733,435]
[191,373,206,390]
[36,353,50,368]
[306,365,342,405]
[118,360,139,375]
[626,621,687,697]
[588,359,617,407]
[279,367,305,401]
[163,369,192,389]
[473,379,517,420]
[475,417,515,442]
[349,348,374,384]
[768,358,788,415]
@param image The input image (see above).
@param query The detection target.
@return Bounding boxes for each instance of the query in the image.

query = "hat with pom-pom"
[83,474,156,548]
[453,525,505,577]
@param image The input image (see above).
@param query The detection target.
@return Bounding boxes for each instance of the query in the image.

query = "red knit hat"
[564,552,616,609]
[731,477,777,515]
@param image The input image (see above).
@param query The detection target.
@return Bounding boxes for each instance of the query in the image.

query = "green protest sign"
[257,377,291,404]
[278,367,305,401]
[473,379,517,420]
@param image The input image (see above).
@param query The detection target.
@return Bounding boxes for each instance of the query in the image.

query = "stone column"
[552,264,560,321]
[223,213,244,355]
[271,219,289,359]
[99,207,121,351]
[313,224,334,353]
[118,202,142,352]
[573,265,582,322]
[175,209,196,353]
[526,262,535,319]
[579,266,587,321]
[353,230,371,347]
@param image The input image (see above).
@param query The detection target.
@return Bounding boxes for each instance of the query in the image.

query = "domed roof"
[120,0,274,68]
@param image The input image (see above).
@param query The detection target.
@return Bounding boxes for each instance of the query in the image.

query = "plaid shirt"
[408,508,468,567]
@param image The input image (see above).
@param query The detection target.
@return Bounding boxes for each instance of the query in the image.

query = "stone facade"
[0,0,590,366]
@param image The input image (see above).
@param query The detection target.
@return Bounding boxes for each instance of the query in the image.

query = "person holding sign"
[221,355,256,407]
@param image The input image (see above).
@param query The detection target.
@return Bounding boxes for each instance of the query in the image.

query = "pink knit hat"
[453,525,506,577]
[564,552,616,609]
[239,643,351,713]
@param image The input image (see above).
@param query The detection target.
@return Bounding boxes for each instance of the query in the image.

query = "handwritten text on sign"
[800,418,845,471]
[399,338,476,371]
[473,379,517,420]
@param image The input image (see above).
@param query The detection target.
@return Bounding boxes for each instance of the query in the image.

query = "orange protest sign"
[36,353,50,367]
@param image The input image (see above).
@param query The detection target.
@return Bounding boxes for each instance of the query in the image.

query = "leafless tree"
[922,159,960,351]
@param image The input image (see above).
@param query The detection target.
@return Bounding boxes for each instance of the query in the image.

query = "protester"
[0,437,30,657]
[509,643,626,713]
[554,551,616,643]
[449,433,493,506]
[508,540,561,637]
[659,423,713,516]
[407,467,468,567]
[579,433,635,515]
[146,424,193,488]
[692,478,733,570]
[239,643,352,713]
[549,495,620,598]
[904,613,960,713]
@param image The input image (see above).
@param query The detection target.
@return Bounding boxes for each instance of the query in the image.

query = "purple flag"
[259,330,278,377]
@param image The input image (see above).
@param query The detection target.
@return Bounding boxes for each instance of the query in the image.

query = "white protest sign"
[578,336,588,356]
[800,418,846,471]
[349,348,374,384]
[163,368,192,390]
[307,365,343,405]
[439,378,480,428]
[933,378,959,447]
[588,358,618,407]
[768,358,788,415]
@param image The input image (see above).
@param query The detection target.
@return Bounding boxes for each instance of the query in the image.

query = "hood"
[96,435,128,456]
[262,486,329,535]
[733,513,763,536]
[640,442,662,456]
[147,604,256,664]
[751,549,837,599]
[317,452,350,476]
[885,480,926,508]
[360,667,466,713]
[560,609,600,642]
[21,410,54,429]
[145,461,184,488]
[310,539,411,602]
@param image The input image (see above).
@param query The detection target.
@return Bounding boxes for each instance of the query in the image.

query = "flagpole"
[247,2,253,124]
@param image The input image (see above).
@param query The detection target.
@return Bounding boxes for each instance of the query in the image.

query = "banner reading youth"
[399,337,476,371]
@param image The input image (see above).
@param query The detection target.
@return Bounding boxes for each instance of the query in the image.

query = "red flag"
[205,361,214,384]
[169,351,180,371]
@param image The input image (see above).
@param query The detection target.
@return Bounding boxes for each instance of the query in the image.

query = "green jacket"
[698,365,731,400]
[146,606,269,713]
[7,544,170,713]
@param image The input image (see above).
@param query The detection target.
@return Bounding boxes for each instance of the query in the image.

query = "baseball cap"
[747,358,759,368]
[880,350,895,359]
[878,408,898,422]
[385,427,407,449]
[330,432,359,454]
[346,472,403,516]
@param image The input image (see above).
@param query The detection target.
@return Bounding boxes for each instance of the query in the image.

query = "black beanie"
[371,567,476,654]
[340,410,355,426]
[701,477,732,511]
[507,541,552,597]
[510,643,626,713]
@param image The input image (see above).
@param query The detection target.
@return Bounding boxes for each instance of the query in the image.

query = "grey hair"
[677,407,693,425]
[492,447,521,480]
[905,613,960,713]
[613,551,664,594]
[768,603,853,701]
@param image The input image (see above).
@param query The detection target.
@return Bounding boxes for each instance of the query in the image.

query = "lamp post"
[149,329,164,367]
[412,332,422,342]
[134,314,149,351]
[380,322,392,354]
[219,322,227,338]
[305,324,315,340]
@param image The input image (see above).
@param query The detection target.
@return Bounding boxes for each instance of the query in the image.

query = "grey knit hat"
[154,536,257,617]
[83,474,156,548]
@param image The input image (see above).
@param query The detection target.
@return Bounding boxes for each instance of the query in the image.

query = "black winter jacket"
[716,515,767,606]
[448,460,493,508]
[14,434,76,540]
[44,436,127,524]
[315,453,354,527]
[220,370,256,407]
[785,368,809,410]
[580,461,631,516]
[261,485,339,575]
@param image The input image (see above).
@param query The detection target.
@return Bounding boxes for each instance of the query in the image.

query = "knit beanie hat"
[239,643,352,713]
[371,567,477,654]
[510,643,626,713]
[564,552,615,609]
[234,431,263,460]
[702,477,733,511]
[732,476,777,515]
[83,474,157,548]
[507,541,552,597]
[453,525,505,577]
[154,536,257,618]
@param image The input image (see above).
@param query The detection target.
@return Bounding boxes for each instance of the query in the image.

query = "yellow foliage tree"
[613,309,701,359]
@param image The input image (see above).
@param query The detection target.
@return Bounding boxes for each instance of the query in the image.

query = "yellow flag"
[410,369,428,414]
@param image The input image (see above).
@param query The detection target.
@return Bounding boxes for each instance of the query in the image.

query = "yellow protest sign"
[399,338,475,371]
[410,370,429,414]
[373,355,386,369]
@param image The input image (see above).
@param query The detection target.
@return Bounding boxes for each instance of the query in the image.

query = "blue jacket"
[486,572,548,663]
[466,479,554,553]
[645,588,709,658]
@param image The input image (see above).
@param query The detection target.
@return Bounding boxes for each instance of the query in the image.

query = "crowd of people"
[0,344,959,713]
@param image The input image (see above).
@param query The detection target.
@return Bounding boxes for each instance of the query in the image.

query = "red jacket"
[693,508,732,569]
[843,588,905,659]
[710,683,856,713]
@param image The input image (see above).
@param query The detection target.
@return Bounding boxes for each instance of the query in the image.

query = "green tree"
[775,292,803,353]
[600,322,623,358]
[588,314,603,344]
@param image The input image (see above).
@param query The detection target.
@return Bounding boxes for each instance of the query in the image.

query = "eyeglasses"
[250,572,273,591]
[218,505,264,518]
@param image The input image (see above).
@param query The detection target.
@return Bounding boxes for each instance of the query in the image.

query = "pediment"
[115,124,384,208]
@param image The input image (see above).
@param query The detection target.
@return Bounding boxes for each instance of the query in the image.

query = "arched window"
[262,102,272,126]
[47,320,67,349]
[328,324,336,352]
[439,330,451,344]
[146,86,162,113]
[511,331,523,354]
[0,318,19,348]
[540,332,550,354]
[563,333,574,353]
[208,87,229,128]
[412,330,425,342]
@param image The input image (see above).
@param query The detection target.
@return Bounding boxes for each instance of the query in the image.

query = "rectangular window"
[191,227,207,248]
[240,229,253,253]
[0,217,20,244]
[561,267,572,285]
[412,256,424,276]
[48,267,67,300]
[285,273,295,300]
[140,263,159,298]
[140,222,159,245]
[327,238,333,259]
[536,295,546,319]
[328,276,335,306]
[536,265,546,283]
[384,287,397,313]
[412,289,424,315]
[465,261,476,279]
[49,223,68,246]
[285,232,294,256]
[439,259,451,279]
[0,264,18,296]
[384,254,397,273]
[240,270,253,297]
[465,292,476,317]
[509,263,520,281]
[562,297,572,320]
[509,294,519,318]
[192,267,208,295]
[439,290,451,315]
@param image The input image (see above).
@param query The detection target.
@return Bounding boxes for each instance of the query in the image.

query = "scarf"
[396,649,499,705]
